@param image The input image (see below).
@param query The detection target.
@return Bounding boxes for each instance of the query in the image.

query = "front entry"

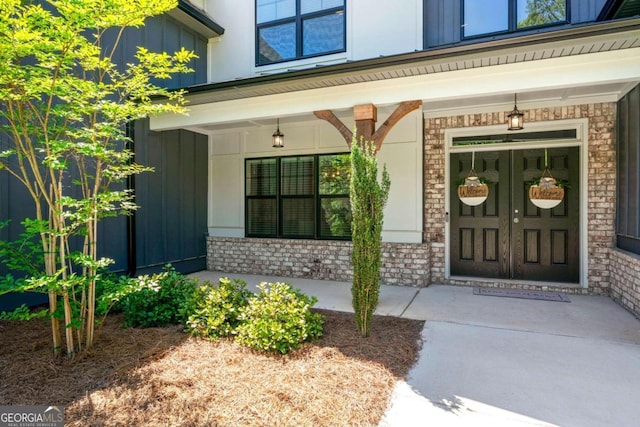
[450,147,580,283]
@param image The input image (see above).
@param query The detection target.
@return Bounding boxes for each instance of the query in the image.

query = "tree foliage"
[0,0,195,357]
[319,154,352,237]
[518,0,565,28]
[349,139,390,337]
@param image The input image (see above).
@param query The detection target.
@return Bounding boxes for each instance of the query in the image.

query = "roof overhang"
[598,0,640,20]
[151,18,640,132]
[167,0,224,39]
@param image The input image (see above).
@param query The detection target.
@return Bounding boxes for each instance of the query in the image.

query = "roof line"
[598,0,623,20]
[184,18,640,95]
[177,0,225,36]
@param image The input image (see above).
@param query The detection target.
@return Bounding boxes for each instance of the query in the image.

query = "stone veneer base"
[207,237,431,287]
[609,248,640,319]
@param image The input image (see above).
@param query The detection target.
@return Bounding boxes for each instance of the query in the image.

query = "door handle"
[513,217,519,223]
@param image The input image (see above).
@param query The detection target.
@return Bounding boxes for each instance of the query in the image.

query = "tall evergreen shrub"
[349,139,390,337]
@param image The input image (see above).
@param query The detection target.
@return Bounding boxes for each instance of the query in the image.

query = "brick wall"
[207,237,430,286]
[609,249,640,318]
[424,103,617,292]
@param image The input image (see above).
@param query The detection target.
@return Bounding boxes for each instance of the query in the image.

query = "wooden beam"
[353,104,377,121]
[313,110,353,147]
[354,104,377,144]
[372,100,422,152]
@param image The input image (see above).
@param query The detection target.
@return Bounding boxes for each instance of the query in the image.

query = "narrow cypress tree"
[349,139,390,337]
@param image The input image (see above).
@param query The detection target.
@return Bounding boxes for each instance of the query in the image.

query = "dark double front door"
[450,147,580,283]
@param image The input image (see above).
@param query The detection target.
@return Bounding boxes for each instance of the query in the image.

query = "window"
[256,0,345,66]
[453,129,577,146]
[463,0,567,38]
[246,153,351,239]
[616,85,640,255]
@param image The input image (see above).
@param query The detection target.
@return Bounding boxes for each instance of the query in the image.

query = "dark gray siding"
[108,14,209,89]
[617,85,640,254]
[424,0,460,48]
[0,132,48,310]
[133,120,208,275]
[572,0,608,23]
[424,0,609,48]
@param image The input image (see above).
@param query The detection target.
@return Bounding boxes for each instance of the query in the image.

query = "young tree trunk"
[47,292,61,356]
[85,218,97,348]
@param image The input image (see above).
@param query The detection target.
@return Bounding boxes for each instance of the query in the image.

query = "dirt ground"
[0,309,424,426]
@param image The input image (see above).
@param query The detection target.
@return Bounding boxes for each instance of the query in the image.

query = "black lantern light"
[507,94,524,131]
[272,118,284,148]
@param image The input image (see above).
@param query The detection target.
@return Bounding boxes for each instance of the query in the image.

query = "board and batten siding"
[105,14,209,90]
[134,120,209,275]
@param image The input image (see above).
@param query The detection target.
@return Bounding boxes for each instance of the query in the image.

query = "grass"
[0,309,424,426]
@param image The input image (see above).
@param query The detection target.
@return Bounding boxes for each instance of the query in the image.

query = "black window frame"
[461,0,570,40]
[245,153,352,240]
[255,0,346,66]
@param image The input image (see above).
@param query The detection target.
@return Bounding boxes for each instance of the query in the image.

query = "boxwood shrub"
[183,277,252,340]
[235,282,324,354]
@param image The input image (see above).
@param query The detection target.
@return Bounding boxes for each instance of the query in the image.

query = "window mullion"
[296,0,303,58]
[509,0,516,32]
[276,157,282,237]
[315,154,320,239]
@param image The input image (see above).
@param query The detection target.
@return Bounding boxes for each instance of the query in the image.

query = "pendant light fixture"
[272,118,284,148]
[507,93,524,131]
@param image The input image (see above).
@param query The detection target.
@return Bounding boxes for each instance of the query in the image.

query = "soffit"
[184,19,640,106]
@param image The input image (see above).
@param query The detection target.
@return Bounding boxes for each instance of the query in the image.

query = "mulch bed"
[0,309,424,426]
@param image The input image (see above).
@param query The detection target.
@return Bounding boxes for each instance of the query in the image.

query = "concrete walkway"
[189,271,640,427]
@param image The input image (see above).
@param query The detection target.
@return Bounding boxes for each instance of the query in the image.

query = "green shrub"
[0,304,48,321]
[235,282,324,354]
[95,273,137,316]
[183,277,252,340]
[120,266,195,328]
[350,140,390,337]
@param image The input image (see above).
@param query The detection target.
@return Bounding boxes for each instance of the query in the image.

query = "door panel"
[511,147,579,282]
[450,151,510,278]
[450,147,579,283]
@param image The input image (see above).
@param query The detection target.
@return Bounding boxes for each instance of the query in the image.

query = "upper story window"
[463,0,567,38]
[256,0,346,66]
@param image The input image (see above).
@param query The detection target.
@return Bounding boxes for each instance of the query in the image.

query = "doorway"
[449,147,580,283]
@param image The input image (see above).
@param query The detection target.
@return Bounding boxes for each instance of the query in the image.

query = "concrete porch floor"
[189,271,640,427]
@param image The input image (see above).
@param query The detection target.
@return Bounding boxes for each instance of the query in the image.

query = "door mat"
[473,287,571,302]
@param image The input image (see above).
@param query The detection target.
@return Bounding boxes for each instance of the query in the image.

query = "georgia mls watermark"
[0,406,64,427]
